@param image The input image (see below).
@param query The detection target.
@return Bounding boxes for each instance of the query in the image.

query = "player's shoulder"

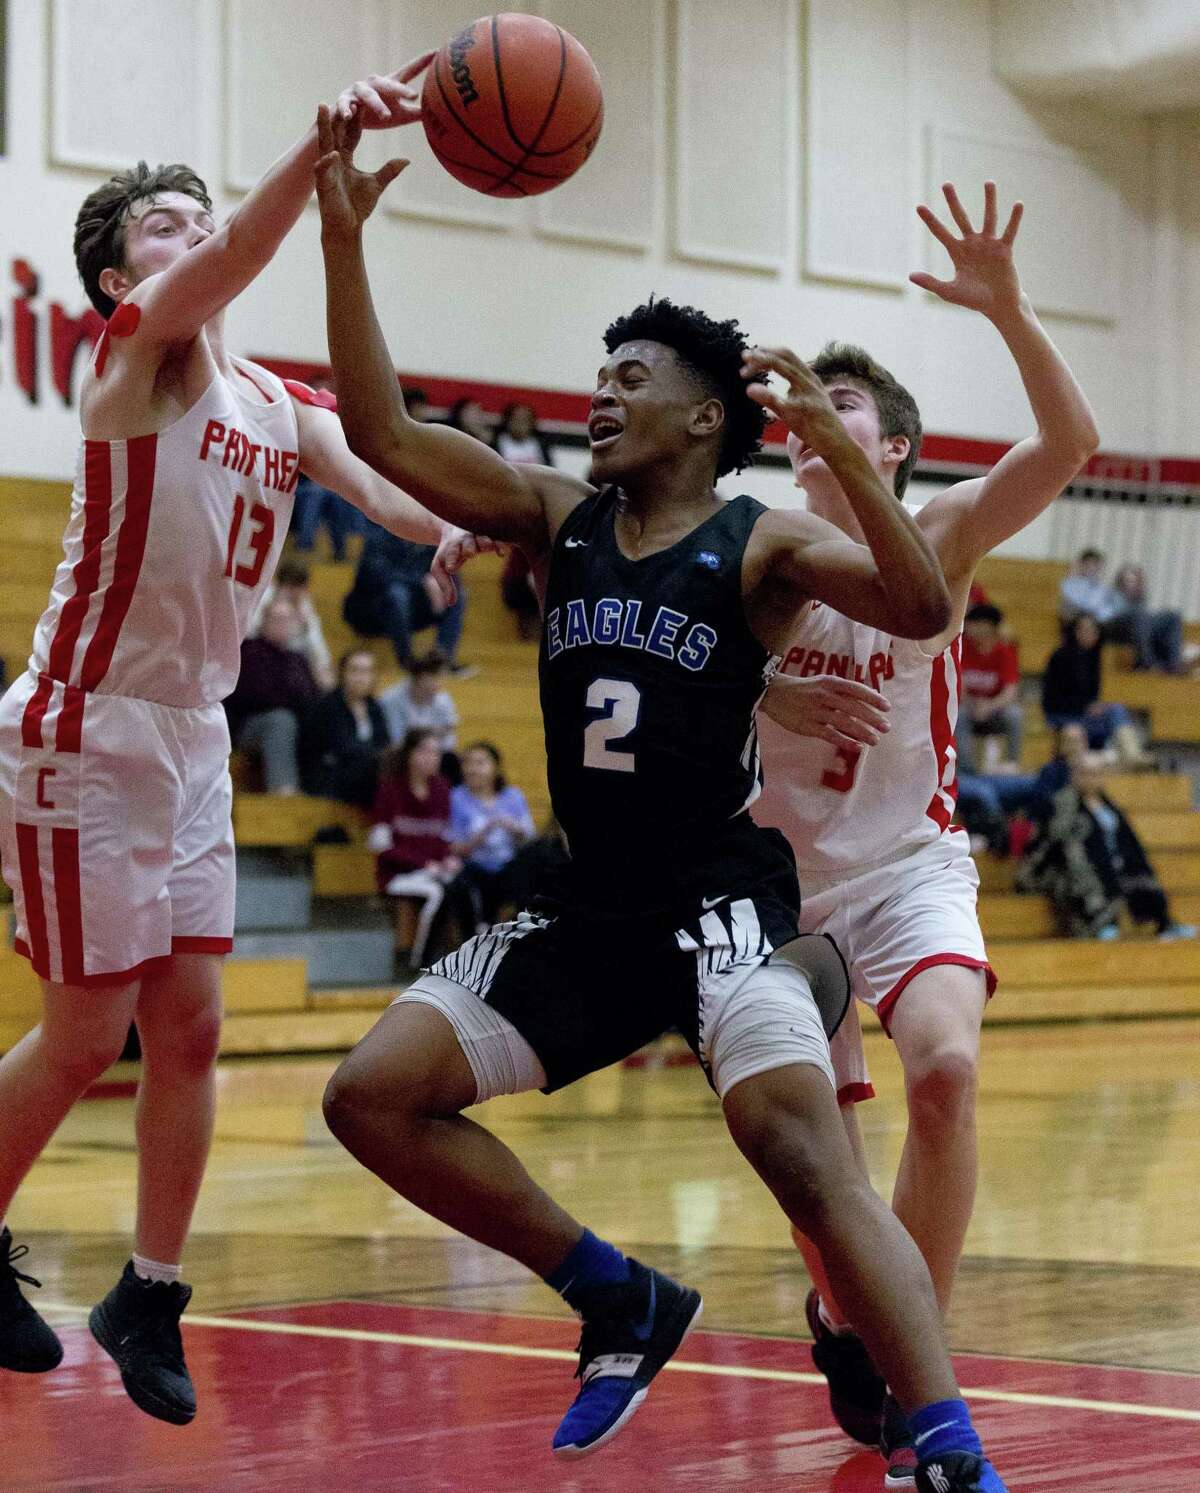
[913,479,982,539]
[538,469,598,541]
[280,376,338,412]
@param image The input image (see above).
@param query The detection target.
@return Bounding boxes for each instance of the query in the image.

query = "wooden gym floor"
[2,1015,1198,1489]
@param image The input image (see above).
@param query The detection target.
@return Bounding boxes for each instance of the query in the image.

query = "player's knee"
[41,1021,129,1089]
[143,1005,223,1077]
[905,1041,978,1131]
[725,1098,840,1227]
[323,1052,434,1145]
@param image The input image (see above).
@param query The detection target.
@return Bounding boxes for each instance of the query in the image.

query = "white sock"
[132,1253,181,1285]
[818,1295,855,1337]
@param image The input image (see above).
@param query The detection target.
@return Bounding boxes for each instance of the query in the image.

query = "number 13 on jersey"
[224,494,274,589]
[583,677,641,773]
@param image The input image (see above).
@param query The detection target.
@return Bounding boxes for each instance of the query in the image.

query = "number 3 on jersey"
[821,743,862,794]
[224,493,274,589]
[583,678,640,773]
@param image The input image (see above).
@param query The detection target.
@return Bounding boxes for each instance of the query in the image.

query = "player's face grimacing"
[587,340,721,485]
[102,191,216,306]
[788,379,907,499]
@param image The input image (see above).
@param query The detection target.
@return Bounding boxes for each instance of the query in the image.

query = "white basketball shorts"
[798,830,995,1103]
[0,670,235,987]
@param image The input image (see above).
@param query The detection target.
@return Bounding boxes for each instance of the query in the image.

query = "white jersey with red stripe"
[751,601,962,880]
[26,357,298,713]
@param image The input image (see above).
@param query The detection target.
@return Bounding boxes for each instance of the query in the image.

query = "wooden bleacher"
[1,476,1197,1056]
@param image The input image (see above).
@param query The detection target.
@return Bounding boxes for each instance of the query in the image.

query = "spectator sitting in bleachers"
[342,521,471,675]
[1016,751,1196,941]
[957,722,1089,856]
[378,650,459,763]
[450,741,536,926]
[368,728,472,966]
[445,396,496,446]
[301,647,389,808]
[1112,563,1188,674]
[957,603,1023,772]
[251,556,335,689]
[226,598,319,796]
[495,401,553,466]
[1060,548,1185,674]
[1041,615,1152,766]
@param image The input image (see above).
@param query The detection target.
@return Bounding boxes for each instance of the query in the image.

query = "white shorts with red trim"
[0,671,234,988]
[798,830,996,1104]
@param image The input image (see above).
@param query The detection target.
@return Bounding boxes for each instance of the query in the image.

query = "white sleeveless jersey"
[752,600,961,880]
[27,358,297,710]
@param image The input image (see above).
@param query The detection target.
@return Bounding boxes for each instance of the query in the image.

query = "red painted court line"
[5,1301,1197,1490]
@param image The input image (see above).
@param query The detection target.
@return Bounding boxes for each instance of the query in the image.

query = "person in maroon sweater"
[369,728,470,963]
[226,598,320,794]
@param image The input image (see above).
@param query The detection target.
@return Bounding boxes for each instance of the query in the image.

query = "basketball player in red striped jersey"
[0,54,461,1424]
[750,183,1099,1483]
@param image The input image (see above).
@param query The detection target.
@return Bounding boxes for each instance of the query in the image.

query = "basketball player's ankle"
[132,1253,182,1286]
[816,1294,856,1337]
[543,1228,630,1312]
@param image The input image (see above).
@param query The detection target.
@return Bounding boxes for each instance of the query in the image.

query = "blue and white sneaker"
[916,1452,1008,1493]
[552,1259,702,1458]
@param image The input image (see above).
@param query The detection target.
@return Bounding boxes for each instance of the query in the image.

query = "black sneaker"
[881,1393,918,1487]
[0,1228,64,1373]
[916,1451,1007,1493]
[88,1262,196,1424]
[805,1287,885,1445]
[552,1259,702,1458]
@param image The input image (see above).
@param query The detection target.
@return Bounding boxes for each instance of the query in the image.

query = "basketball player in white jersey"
[751,182,1100,1483]
[0,55,459,1424]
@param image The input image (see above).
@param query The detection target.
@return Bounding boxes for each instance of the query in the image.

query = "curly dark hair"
[810,342,923,498]
[74,161,212,317]
[603,297,767,478]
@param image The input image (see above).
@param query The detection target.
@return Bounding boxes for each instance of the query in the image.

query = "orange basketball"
[421,13,603,197]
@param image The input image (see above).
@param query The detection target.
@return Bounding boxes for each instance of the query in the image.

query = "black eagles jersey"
[539,487,790,919]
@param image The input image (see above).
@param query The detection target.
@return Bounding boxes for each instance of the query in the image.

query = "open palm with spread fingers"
[911,180,1025,323]
[315,104,410,237]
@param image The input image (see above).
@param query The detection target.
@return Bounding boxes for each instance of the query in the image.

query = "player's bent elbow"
[897,587,953,640]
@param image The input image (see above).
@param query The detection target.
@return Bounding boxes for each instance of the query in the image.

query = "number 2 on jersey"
[583,678,640,773]
[821,743,862,794]
[224,494,274,589]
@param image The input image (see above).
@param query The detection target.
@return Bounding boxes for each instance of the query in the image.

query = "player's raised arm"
[120,56,434,348]
[911,182,1100,579]
[743,347,951,639]
[315,107,587,549]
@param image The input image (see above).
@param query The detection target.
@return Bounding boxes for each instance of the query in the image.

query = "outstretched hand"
[741,345,846,455]
[315,103,408,237]
[334,53,434,130]
[911,181,1024,322]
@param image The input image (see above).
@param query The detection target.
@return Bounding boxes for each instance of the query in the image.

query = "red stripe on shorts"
[20,674,54,749]
[171,936,234,955]
[47,441,114,685]
[924,636,961,832]
[876,953,997,1033]
[15,824,50,978]
[54,684,87,754]
[836,1081,876,1107]
[78,434,157,691]
[51,826,85,986]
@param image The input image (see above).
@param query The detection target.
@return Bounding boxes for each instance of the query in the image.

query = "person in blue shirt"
[449,742,535,926]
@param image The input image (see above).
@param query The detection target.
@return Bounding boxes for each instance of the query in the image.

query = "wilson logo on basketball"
[448,28,480,107]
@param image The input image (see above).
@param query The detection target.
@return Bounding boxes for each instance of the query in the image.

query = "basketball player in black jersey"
[313,104,1008,1493]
